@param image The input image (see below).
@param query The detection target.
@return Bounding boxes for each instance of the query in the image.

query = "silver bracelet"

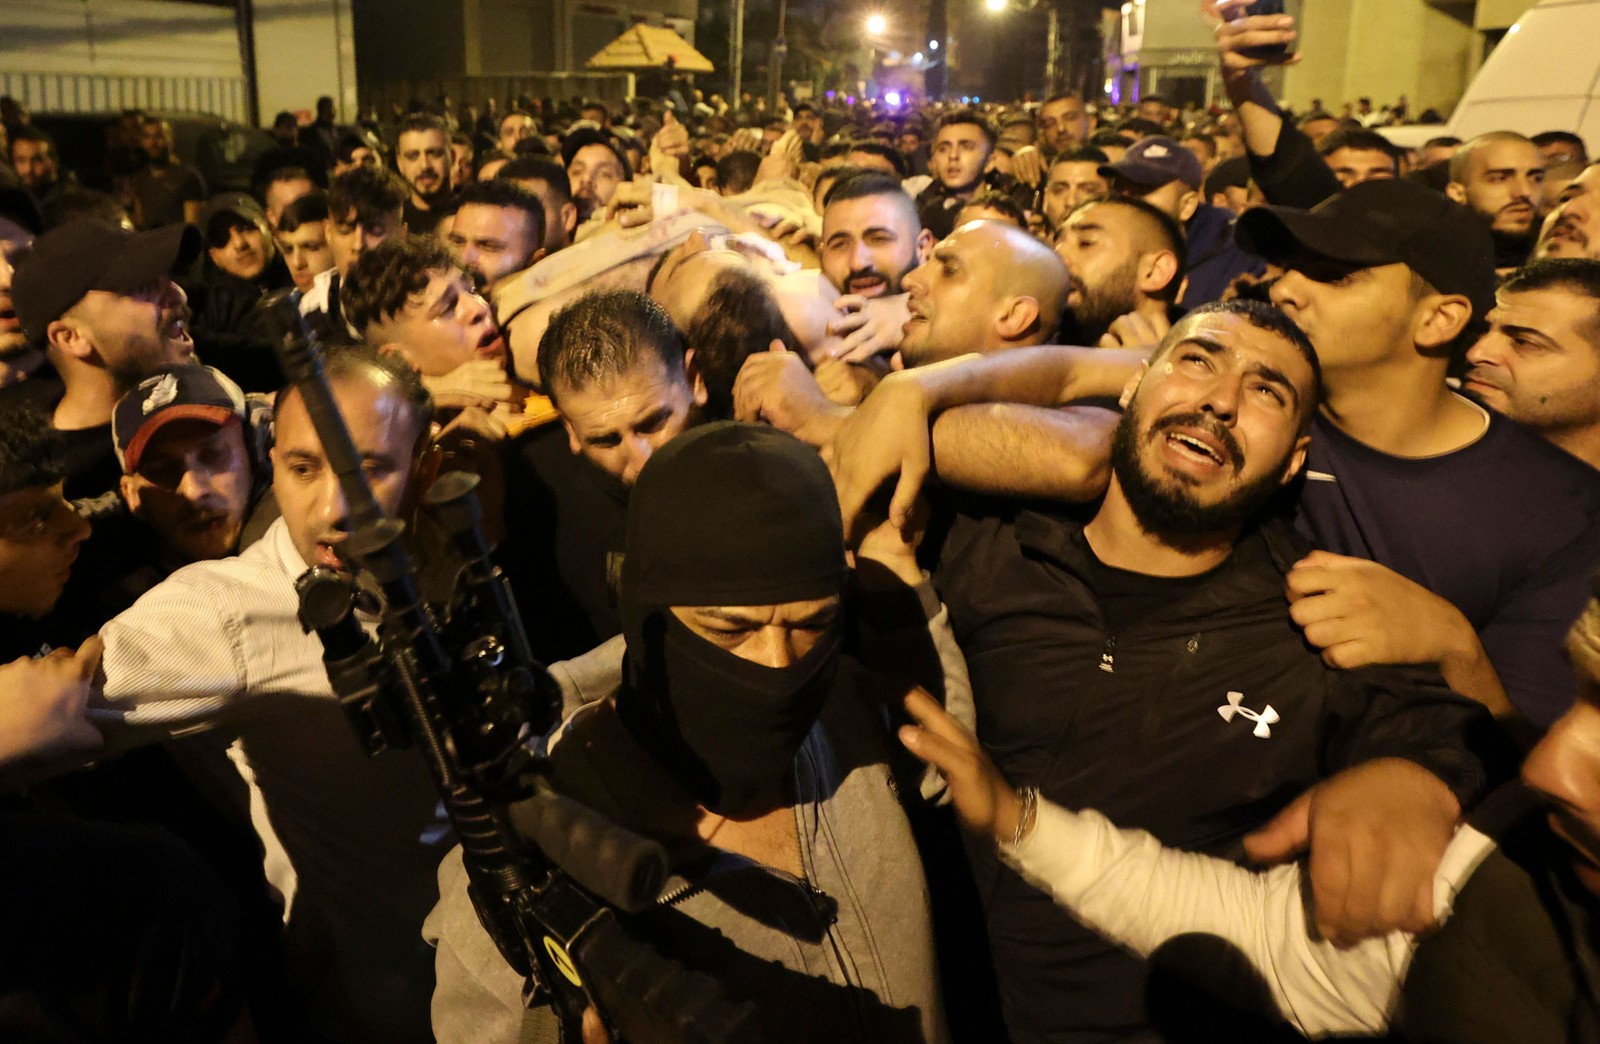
[1010,786,1038,847]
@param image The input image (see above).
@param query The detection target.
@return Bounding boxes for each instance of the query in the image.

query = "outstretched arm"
[826,348,1140,530]
[897,688,1498,1040]
[1209,0,1341,207]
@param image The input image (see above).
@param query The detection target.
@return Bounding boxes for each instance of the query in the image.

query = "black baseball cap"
[1100,136,1204,191]
[113,364,247,473]
[1235,179,1496,318]
[1203,156,1251,198]
[199,191,267,244]
[11,220,201,341]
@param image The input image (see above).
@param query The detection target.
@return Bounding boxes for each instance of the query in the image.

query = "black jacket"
[1394,783,1600,1044]
[932,502,1494,1044]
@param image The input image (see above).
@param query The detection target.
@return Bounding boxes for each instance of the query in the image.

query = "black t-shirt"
[1076,544,1223,635]
[1294,407,1600,726]
[130,161,207,229]
[495,423,630,664]
[403,198,448,238]
[0,371,119,504]
[57,423,121,506]
[0,363,64,415]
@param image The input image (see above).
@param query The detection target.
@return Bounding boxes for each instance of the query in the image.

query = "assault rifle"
[275,320,758,1043]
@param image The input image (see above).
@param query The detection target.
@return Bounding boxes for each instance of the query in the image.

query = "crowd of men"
[4,1,1600,1041]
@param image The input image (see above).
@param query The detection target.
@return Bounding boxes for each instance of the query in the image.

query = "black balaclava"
[615,422,847,817]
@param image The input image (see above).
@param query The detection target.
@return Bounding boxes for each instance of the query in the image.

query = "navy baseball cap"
[11,220,201,341]
[1235,178,1496,318]
[113,364,247,473]
[1100,136,1204,191]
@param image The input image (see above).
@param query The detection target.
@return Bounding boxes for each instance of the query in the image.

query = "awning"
[585,24,714,74]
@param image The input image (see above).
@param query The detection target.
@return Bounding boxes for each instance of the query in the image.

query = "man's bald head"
[1446,131,1545,237]
[900,221,1070,365]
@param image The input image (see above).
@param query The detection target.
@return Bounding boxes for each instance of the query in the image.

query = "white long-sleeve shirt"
[1000,800,1499,1039]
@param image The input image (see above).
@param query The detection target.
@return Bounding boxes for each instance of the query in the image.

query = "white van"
[1447,0,1600,148]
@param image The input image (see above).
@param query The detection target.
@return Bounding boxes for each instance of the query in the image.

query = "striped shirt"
[93,516,449,1042]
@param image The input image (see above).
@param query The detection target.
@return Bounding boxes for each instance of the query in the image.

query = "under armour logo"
[142,372,179,414]
[1218,691,1279,738]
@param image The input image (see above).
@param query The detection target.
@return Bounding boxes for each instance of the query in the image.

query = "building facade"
[351,0,696,110]
[1104,0,1534,118]
[0,0,356,125]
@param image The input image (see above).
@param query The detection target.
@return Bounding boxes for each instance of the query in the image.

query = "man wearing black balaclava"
[426,422,959,1043]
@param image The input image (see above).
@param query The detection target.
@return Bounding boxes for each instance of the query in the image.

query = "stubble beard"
[1109,402,1288,540]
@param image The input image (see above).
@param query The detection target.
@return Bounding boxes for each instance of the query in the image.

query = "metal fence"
[361,72,636,116]
[0,70,249,121]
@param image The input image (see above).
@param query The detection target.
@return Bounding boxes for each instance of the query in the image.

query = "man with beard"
[1534,161,1600,261]
[896,221,1070,368]
[1446,132,1546,272]
[1038,94,1092,158]
[902,563,1600,1043]
[428,421,954,1043]
[93,345,452,1043]
[443,179,545,291]
[394,114,453,237]
[735,220,1072,448]
[1099,136,1264,311]
[9,127,64,202]
[835,178,1600,730]
[562,127,630,227]
[924,300,1489,1044]
[4,220,200,642]
[1464,259,1600,471]
[129,117,206,230]
[1040,147,1110,231]
[8,220,199,502]
[819,172,932,301]
[1054,197,1184,348]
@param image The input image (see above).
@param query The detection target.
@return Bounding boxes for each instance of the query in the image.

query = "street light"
[984,0,1007,14]
[866,13,888,35]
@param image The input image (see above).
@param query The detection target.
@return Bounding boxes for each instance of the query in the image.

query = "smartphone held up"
[1221,0,1297,61]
